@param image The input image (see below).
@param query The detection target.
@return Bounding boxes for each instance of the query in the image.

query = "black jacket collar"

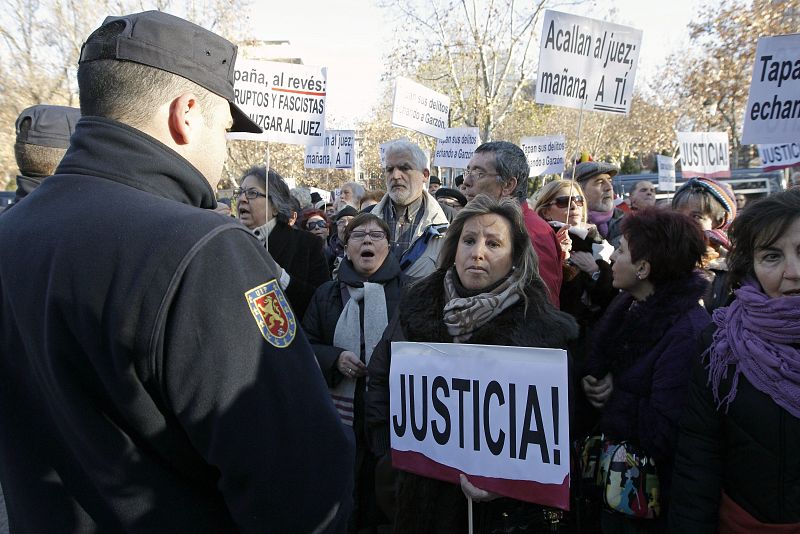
[55,116,217,209]
[338,253,402,287]
[13,174,43,203]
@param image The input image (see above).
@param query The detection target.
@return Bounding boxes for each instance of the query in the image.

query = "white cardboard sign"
[229,59,327,145]
[676,132,731,179]
[391,77,450,139]
[758,142,800,171]
[434,128,481,169]
[536,10,643,115]
[520,135,567,176]
[656,155,676,192]
[741,34,800,145]
[389,342,570,510]
[304,130,355,169]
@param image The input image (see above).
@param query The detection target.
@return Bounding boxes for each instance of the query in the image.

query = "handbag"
[580,436,661,520]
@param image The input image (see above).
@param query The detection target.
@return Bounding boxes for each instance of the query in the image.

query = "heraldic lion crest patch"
[245,279,296,348]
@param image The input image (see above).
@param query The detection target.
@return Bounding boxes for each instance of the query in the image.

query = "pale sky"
[249,0,706,127]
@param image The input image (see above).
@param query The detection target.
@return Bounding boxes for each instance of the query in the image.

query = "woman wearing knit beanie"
[672,177,738,312]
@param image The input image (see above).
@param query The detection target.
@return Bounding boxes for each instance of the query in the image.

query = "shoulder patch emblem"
[245,280,296,348]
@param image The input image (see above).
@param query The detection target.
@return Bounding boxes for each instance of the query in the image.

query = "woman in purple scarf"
[670,189,800,532]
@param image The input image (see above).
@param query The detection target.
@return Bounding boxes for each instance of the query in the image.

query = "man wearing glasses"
[367,140,449,279]
[463,141,563,308]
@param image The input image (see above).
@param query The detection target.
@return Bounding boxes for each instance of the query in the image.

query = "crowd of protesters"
[0,9,799,534]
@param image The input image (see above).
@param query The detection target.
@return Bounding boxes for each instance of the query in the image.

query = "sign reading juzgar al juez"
[229,58,327,146]
[536,10,643,115]
[389,342,571,510]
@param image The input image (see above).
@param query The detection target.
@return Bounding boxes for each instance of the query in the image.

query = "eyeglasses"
[233,187,267,200]
[349,230,387,242]
[306,220,328,230]
[548,195,584,209]
[464,169,499,181]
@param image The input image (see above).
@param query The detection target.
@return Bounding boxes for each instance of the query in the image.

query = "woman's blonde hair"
[531,179,587,223]
[435,194,551,309]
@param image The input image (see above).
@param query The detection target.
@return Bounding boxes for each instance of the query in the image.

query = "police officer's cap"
[15,105,81,148]
[78,10,262,134]
[435,187,467,207]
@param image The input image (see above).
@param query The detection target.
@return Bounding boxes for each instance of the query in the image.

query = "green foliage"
[619,155,642,175]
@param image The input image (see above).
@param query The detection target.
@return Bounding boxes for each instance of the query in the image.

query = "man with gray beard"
[368,140,449,279]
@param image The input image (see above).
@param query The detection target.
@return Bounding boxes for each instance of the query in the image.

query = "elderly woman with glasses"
[532,180,617,441]
[236,165,330,320]
[302,212,403,532]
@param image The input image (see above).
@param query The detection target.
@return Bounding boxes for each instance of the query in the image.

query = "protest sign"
[520,135,566,176]
[656,155,676,192]
[304,130,355,169]
[229,59,327,145]
[391,77,450,139]
[434,128,480,169]
[676,132,730,179]
[536,10,642,115]
[741,34,800,145]
[389,342,570,510]
[758,142,800,171]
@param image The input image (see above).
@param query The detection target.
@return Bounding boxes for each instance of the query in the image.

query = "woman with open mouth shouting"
[235,165,329,320]
[302,212,404,533]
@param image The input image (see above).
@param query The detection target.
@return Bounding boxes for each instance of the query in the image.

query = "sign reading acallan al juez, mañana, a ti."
[389,342,570,510]
[536,10,642,115]
[229,58,327,146]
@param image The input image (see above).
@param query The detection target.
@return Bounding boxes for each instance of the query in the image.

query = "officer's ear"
[168,92,203,145]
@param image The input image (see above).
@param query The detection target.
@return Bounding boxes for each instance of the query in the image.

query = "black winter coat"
[303,256,403,389]
[669,326,800,530]
[365,269,578,534]
[0,117,353,533]
[559,231,617,440]
[267,222,330,321]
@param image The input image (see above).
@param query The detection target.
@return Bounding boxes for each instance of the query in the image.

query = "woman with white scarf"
[303,212,403,533]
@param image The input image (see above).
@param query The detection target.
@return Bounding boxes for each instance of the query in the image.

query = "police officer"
[0,11,352,533]
[10,104,81,206]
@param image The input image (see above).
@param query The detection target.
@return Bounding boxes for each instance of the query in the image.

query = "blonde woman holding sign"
[366,195,577,533]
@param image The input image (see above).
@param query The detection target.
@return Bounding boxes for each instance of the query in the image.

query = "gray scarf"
[442,268,523,343]
[331,282,388,425]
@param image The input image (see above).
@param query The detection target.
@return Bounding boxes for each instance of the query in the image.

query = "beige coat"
[371,190,449,279]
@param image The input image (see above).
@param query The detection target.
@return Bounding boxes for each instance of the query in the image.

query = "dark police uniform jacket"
[0,117,353,533]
